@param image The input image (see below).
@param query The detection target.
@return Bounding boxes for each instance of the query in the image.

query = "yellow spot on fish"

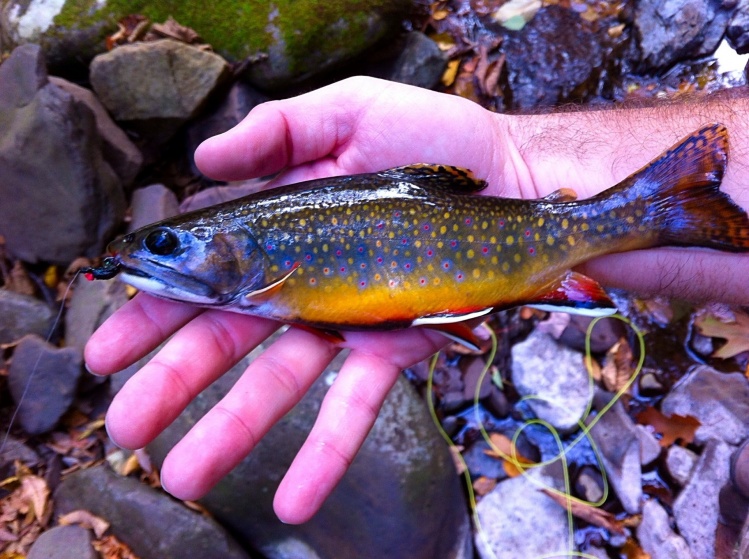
[331,217,338,226]
[537,217,545,227]
[270,265,279,273]
[626,216,635,224]
[440,225,447,235]
[568,235,576,246]
[562,218,569,229]
[506,235,514,245]
[502,262,510,272]
[467,235,475,242]
[299,218,306,226]
[467,249,475,259]
[444,212,451,219]
[514,254,521,263]
[322,244,328,252]
[581,223,589,232]
[491,256,498,265]
[546,235,555,246]
[472,269,481,279]
[481,221,488,230]
[597,224,605,233]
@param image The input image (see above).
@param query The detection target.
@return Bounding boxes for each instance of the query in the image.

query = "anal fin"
[527,271,617,317]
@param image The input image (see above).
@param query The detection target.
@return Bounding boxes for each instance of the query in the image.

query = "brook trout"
[84,124,749,343]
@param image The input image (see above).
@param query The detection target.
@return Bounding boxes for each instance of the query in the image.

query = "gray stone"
[739,507,749,558]
[673,439,733,558]
[475,469,570,559]
[147,345,471,559]
[64,275,130,356]
[666,445,698,486]
[8,335,82,435]
[0,44,125,264]
[48,77,143,188]
[90,40,231,145]
[0,289,56,345]
[635,424,663,466]
[728,0,749,53]
[661,365,749,445]
[637,499,694,559]
[127,184,180,232]
[179,180,270,213]
[511,330,591,432]
[558,315,624,354]
[53,465,250,559]
[588,399,643,514]
[636,0,735,70]
[390,31,447,90]
[27,525,97,559]
[502,5,604,109]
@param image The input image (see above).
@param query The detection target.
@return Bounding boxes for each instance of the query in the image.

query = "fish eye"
[144,229,179,256]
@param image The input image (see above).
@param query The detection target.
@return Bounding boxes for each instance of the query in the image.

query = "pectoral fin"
[242,263,300,303]
[526,271,617,317]
[543,188,578,203]
[412,307,493,350]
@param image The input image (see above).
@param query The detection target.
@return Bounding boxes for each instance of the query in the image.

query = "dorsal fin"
[380,164,488,193]
[543,188,578,203]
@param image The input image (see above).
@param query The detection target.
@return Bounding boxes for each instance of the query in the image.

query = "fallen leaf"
[492,0,542,27]
[449,445,467,475]
[19,475,49,522]
[441,59,460,87]
[484,432,535,477]
[621,536,651,559]
[600,338,635,392]
[148,16,203,45]
[694,310,749,358]
[472,476,497,496]
[541,489,625,535]
[59,509,110,538]
[635,406,700,447]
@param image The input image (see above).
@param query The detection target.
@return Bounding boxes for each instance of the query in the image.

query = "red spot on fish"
[340,266,346,273]
[358,246,364,253]
[427,249,434,257]
[394,211,401,218]
[443,261,451,269]
[404,263,411,270]
[423,224,430,231]
[529,247,535,255]
[465,218,472,225]
[285,260,292,267]
[323,267,330,274]
[309,278,316,285]
[402,238,408,245]
[525,230,531,237]
[336,249,342,257]
[360,263,366,269]
[266,244,274,251]
[420,278,426,285]
[360,280,366,287]
[305,254,312,261]
[482,247,489,254]
[456,273,464,281]
[377,256,384,264]
[450,240,458,248]
[376,222,384,229]
[499,219,505,228]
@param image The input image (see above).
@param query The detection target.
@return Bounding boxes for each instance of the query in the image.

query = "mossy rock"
[2,0,411,89]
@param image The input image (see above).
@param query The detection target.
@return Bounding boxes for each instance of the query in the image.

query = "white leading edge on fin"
[526,304,618,317]
[411,307,494,326]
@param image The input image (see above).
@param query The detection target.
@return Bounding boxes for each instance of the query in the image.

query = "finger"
[106,312,280,449]
[84,293,202,375]
[273,328,447,523]
[158,326,340,501]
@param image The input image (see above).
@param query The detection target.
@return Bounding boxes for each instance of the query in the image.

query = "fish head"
[107,221,268,306]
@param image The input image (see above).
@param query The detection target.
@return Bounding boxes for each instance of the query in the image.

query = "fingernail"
[84,361,105,377]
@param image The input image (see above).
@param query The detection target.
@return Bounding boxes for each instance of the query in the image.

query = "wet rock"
[502,5,604,109]
[64,275,130,356]
[718,482,749,527]
[27,525,97,559]
[461,356,492,401]
[0,290,56,345]
[558,315,624,354]
[90,40,231,147]
[146,346,471,559]
[666,445,698,486]
[462,439,507,481]
[661,365,749,445]
[0,44,125,264]
[511,330,591,432]
[127,184,180,232]
[574,466,605,504]
[728,1,749,53]
[4,1,411,90]
[54,465,249,559]
[673,438,733,558]
[390,31,447,89]
[8,335,82,435]
[635,0,735,70]
[637,499,694,559]
[588,398,643,514]
[475,468,570,559]
[186,81,268,175]
[732,439,749,498]
[0,436,41,479]
[48,77,142,188]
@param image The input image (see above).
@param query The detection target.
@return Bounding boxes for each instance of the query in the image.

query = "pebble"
[390,31,447,90]
[665,445,698,487]
[0,289,56,346]
[637,499,694,559]
[27,525,97,559]
[127,184,180,232]
[8,335,82,435]
[511,330,592,433]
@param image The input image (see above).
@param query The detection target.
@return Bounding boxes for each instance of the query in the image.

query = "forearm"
[499,88,749,207]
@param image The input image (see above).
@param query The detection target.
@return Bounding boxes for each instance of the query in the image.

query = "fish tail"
[619,124,749,252]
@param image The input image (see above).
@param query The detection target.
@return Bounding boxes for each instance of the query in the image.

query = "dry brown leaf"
[19,475,49,522]
[600,338,635,392]
[472,476,497,496]
[148,17,202,45]
[484,433,535,477]
[93,533,140,559]
[694,310,749,358]
[441,59,460,87]
[59,509,110,539]
[541,489,625,535]
[635,406,700,447]
[621,536,652,559]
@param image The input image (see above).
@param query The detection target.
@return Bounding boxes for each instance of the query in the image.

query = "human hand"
[84,77,514,523]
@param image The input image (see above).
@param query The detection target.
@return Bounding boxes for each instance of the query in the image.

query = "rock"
[728,0,749,53]
[661,365,749,445]
[90,40,231,148]
[574,466,605,504]
[637,499,694,559]
[732,438,749,498]
[127,184,180,232]
[27,525,97,559]
[739,508,749,558]
[147,347,471,559]
[0,44,125,264]
[588,399,643,514]
[186,81,269,175]
[48,77,143,187]
[461,356,492,401]
[4,1,412,90]
[502,5,604,109]
[666,445,698,487]
[635,424,663,466]
[0,436,41,479]
[0,289,56,345]
[475,468,570,559]
[462,439,508,481]
[718,482,749,527]
[53,465,250,559]
[8,335,82,435]
[558,315,624,354]
[635,0,735,70]
[673,438,733,558]
[511,330,591,432]
[390,31,447,90]
[64,275,130,356]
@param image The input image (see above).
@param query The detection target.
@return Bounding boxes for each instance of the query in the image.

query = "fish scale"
[85,124,749,343]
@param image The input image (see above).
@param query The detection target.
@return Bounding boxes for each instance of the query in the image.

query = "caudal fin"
[620,124,749,252]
